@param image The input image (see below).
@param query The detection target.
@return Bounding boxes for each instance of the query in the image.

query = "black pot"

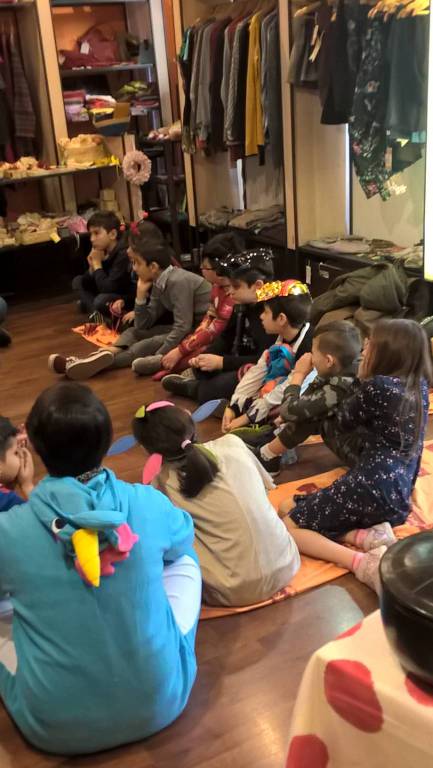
[380,531,433,687]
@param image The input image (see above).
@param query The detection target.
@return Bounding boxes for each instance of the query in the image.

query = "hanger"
[397,0,429,16]
[368,0,400,18]
[294,1,321,17]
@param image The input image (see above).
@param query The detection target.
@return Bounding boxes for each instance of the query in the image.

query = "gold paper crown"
[256,279,310,302]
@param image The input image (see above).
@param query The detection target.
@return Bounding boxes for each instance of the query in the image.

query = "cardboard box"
[100,188,116,201]
[100,200,119,212]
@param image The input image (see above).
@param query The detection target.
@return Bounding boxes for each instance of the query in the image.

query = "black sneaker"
[252,445,281,477]
[0,328,11,347]
[231,423,275,447]
[162,373,199,399]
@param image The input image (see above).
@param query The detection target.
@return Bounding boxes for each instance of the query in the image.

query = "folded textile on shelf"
[229,204,285,232]
[199,207,242,230]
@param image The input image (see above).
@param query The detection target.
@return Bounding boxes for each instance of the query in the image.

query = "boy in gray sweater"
[49,239,211,380]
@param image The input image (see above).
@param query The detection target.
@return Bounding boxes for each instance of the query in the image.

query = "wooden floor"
[0,300,378,768]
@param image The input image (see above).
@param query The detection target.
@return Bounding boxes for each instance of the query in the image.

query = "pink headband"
[135,401,174,419]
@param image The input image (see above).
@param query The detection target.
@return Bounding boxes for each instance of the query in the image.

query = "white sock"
[260,443,279,460]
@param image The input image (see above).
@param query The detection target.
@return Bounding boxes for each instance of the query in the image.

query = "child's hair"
[129,240,174,270]
[313,321,361,369]
[0,417,18,460]
[132,404,219,498]
[202,232,245,268]
[87,211,121,237]
[265,294,312,329]
[364,318,433,450]
[128,219,165,248]
[217,248,274,284]
[26,382,112,478]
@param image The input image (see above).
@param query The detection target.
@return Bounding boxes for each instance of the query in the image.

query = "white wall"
[352,157,425,247]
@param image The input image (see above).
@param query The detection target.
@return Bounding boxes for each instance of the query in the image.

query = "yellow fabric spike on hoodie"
[72,529,101,587]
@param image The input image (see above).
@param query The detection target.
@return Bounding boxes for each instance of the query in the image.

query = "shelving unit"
[0,163,119,186]
[140,137,188,255]
[60,63,151,78]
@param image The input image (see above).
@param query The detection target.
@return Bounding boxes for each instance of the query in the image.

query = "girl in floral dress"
[279,318,432,593]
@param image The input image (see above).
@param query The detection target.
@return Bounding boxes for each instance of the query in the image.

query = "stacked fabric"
[116,81,156,115]
[63,90,87,123]
[179,9,282,167]
[199,204,285,234]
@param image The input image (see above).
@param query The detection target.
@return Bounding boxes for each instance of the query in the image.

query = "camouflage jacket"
[277,365,359,448]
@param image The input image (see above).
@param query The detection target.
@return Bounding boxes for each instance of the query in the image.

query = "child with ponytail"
[132,402,300,607]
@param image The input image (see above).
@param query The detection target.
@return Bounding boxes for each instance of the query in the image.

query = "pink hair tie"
[181,439,192,450]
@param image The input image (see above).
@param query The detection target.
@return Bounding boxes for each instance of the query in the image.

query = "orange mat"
[72,324,119,348]
[200,440,433,620]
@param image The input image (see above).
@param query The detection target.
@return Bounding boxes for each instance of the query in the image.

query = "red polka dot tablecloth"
[286,610,433,768]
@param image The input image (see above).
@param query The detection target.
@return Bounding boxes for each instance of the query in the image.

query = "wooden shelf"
[61,64,147,78]
[52,0,146,5]
[0,231,89,255]
[0,1,34,8]
[0,163,119,187]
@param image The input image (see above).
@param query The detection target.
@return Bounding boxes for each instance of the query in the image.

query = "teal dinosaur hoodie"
[0,468,199,754]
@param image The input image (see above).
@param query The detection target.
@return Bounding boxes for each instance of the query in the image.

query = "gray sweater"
[134,266,211,355]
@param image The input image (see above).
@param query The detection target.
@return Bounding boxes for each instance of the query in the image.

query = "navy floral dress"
[291,376,429,539]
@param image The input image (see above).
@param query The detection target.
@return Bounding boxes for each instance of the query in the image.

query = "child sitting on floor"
[252,321,362,476]
[222,279,312,434]
[49,225,211,380]
[0,417,34,509]
[152,232,240,380]
[278,318,432,593]
[0,382,201,754]
[72,211,133,319]
[162,248,277,403]
[109,219,165,324]
[132,401,300,607]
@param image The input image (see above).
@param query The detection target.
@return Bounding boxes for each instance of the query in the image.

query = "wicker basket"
[58,136,109,168]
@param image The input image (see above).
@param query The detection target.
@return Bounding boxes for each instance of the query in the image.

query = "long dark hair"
[132,405,219,498]
[363,318,432,450]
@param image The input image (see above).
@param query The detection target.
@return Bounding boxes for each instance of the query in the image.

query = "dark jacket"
[219,303,277,372]
[311,262,417,328]
[88,242,132,296]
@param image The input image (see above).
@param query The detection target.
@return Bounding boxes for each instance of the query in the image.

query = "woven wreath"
[122,150,151,186]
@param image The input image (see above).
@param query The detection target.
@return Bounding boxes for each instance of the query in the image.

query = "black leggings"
[195,370,239,404]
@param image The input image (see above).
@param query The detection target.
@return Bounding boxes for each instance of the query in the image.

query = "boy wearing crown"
[222,280,313,434]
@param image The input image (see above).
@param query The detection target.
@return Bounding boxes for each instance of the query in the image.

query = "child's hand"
[123,310,135,325]
[222,407,235,433]
[136,279,152,301]
[162,347,182,370]
[193,354,223,372]
[17,425,28,448]
[111,299,125,315]
[227,414,250,432]
[274,415,283,427]
[16,447,34,499]
[294,353,314,377]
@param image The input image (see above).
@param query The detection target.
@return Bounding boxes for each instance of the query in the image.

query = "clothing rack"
[174,0,286,240]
